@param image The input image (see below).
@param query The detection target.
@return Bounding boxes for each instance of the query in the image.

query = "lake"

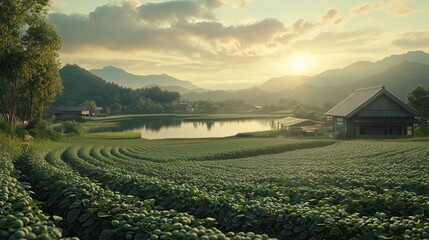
[88,117,276,139]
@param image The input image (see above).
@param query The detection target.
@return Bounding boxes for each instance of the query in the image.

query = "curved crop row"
[117,141,336,162]
[60,144,429,239]
[16,150,274,240]
[0,152,73,240]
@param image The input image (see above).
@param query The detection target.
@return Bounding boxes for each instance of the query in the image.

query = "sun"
[292,57,306,71]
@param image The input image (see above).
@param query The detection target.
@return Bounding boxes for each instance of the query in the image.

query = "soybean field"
[2,138,429,239]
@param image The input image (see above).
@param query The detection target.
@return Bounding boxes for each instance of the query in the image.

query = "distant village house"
[95,107,104,116]
[175,103,194,113]
[48,106,90,120]
[325,86,419,138]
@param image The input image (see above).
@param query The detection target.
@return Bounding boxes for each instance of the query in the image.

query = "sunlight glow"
[292,57,306,71]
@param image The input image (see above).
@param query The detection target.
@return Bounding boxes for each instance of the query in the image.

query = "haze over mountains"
[260,50,429,91]
[61,51,429,105]
[90,66,201,90]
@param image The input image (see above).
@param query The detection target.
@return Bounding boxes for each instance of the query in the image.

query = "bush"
[0,120,15,134]
[0,133,23,158]
[415,125,429,137]
[62,120,83,135]
[236,130,283,138]
[26,119,61,140]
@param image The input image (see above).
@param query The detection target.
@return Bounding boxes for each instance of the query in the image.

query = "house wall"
[332,116,350,138]
[356,125,410,138]
[357,95,411,117]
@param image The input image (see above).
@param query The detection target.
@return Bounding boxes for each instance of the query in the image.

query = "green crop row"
[58,142,429,239]
[16,150,275,240]
[0,152,76,240]
[116,140,334,162]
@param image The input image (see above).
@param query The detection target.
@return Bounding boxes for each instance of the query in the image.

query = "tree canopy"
[55,64,181,114]
[0,0,62,129]
[407,86,429,126]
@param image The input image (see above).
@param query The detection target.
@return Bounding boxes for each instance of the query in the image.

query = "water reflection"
[89,117,275,139]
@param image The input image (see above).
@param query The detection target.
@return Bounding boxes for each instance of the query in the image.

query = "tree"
[407,86,429,127]
[18,22,62,121]
[82,99,97,116]
[0,0,62,129]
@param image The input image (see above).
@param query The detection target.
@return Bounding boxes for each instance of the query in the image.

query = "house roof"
[276,116,322,127]
[325,86,419,118]
[49,106,89,112]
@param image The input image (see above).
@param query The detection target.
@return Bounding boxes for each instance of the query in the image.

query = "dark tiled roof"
[326,86,383,117]
[276,117,322,127]
[325,86,419,118]
[49,106,88,112]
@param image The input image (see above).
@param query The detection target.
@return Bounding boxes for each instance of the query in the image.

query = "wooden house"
[276,116,323,135]
[325,86,419,138]
[175,103,194,113]
[49,106,90,120]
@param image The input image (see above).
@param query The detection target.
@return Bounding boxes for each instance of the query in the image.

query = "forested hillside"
[54,64,180,114]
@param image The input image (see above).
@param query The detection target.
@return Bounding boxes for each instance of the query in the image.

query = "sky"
[49,0,429,89]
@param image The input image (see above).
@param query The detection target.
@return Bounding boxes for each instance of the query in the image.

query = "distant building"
[253,106,263,112]
[175,103,194,113]
[275,116,323,135]
[325,86,419,138]
[49,106,90,120]
[95,107,104,116]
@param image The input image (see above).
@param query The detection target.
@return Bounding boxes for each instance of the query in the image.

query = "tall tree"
[407,86,429,127]
[0,0,62,129]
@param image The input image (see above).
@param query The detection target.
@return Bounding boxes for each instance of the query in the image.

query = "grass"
[82,113,288,125]
[78,131,141,139]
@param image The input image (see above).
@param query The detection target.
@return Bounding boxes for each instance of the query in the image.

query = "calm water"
[89,118,275,139]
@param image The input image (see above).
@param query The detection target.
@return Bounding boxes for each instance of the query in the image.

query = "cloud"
[202,0,226,8]
[177,18,285,49]
[137,0,225,24]
[291,28,382,53]
[321,8,343,24]
[393,31,429,48]
[49,1,285,55]
[275,9,344,45]
[235,0,252,8]
[350,0,419,17]
[386,0,419,16]
[292,18,316,34]
[50,0,66,13]
[51,0,372,64]
[350,2,384,16]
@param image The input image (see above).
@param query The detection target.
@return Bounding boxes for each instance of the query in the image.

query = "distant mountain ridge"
[259,51,429,92]
[90,66,200,90]
[184,59,429,104]
[58,51,429,107]
[259,75,311,92]
[310,50,429,87]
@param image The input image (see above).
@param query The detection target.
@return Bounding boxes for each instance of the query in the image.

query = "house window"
[336,118,343,126]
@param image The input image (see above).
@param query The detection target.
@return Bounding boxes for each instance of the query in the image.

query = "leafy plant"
[62,121,83,135]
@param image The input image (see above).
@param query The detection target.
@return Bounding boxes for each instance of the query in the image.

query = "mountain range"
[60,51,429,106]
[260,50,429,91]
[183,60,429,104]
[90,66,201,90]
